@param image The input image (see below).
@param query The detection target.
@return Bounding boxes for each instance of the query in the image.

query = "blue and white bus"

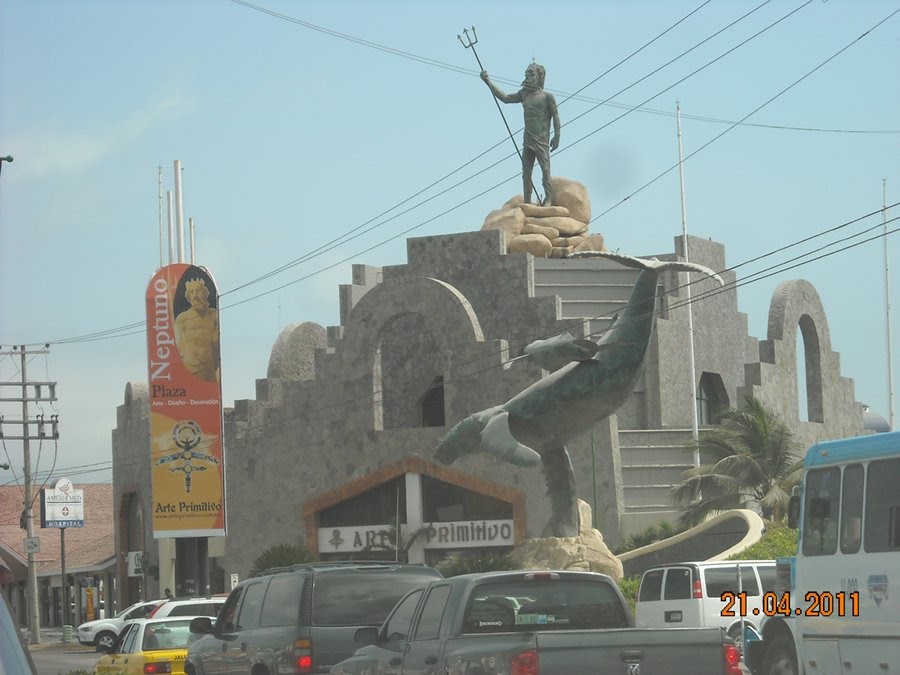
[746,430,900,674]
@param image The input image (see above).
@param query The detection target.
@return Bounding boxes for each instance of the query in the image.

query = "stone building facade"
[111,228,866,603]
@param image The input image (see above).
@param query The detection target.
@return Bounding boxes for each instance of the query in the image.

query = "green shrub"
[727,521,798,560]
[617,575,641,616]
[435,551,518,577]
[250,543,316,576]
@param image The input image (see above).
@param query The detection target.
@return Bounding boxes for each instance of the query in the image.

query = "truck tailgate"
[534,627,728,674]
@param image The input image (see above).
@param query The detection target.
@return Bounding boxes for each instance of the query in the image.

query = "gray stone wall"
[111,229,867,579]
[740,278,864,450]
[110,382,153,606]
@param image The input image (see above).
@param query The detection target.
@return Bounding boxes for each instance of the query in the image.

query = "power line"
[231,0,900,136]
[222,0,719,299]
[592,6,900,221]
[8,210,899,486]
[18,0,831,347]
[10,204,892,459]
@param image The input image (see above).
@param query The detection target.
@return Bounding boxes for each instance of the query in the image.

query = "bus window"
[840,464,863,554]
[865,458,900,552]
[803,467,839,556]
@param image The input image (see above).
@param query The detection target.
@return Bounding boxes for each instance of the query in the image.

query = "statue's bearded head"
[523,63,546,90]
[185,278,210,309]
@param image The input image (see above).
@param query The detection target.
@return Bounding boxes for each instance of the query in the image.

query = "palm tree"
[250,543,316,576]
[671,395,803,527]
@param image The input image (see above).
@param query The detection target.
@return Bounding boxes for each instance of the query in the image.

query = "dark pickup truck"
[330,570,743,674]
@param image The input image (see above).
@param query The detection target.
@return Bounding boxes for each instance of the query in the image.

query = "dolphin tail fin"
[569,250,724,286]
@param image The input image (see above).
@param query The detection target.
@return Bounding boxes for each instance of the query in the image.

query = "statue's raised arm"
[480,70,523,104]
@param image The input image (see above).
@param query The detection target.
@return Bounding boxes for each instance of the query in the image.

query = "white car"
[148,596,226,619]
[76,599,165,651]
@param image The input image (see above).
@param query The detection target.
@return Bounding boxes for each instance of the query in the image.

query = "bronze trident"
[458,26,543,203]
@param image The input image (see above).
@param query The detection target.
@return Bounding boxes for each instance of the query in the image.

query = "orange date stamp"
[721,591,860,618]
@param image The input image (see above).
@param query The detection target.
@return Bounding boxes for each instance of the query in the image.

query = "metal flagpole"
[884,179,895,430]
[677,102,701,468]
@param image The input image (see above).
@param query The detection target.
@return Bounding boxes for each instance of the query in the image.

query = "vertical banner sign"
[146,264,226,537]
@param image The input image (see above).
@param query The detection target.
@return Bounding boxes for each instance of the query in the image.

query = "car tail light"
[523,572,559,582]
[723,644,742,675]
[294,638,313,674]
[511,649,538,675]
[692,579,703,599]
[144,663,172,674]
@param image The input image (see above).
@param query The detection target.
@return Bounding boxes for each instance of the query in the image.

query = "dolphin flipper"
[434,406,502,464]
[502,332,602,373]
[569,250,724,286]
[434,406,541,467]
[481,411,542,466]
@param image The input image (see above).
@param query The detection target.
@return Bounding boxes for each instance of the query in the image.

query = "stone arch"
[340,277,485,430]
[766,280,829,423]
[124,381,147,407]
[342,277,484,350]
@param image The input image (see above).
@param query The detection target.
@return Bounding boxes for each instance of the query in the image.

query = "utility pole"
[0,345,58,644]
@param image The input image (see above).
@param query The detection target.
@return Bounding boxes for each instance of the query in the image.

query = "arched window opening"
[797,315,824,423]
[697,372,728,425]
[376,314,443,430]
[421,376,445,427]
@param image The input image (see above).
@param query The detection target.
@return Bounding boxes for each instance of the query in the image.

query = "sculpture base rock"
[509,500,623,580]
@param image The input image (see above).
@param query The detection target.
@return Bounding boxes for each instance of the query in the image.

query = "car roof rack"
[256,560,431,576]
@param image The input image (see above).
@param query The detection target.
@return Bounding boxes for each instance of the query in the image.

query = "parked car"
[76,599,166,651]
[186,561,442,674]
[93,616,200,674]
[330,569,743,674]
[148,595,227,619]
[0,592,36,675]
[635,559,776,652]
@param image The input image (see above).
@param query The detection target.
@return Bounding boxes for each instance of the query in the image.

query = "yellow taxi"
[93,616,198,674]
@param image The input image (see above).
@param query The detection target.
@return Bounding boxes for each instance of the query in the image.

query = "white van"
[635,560,776,652]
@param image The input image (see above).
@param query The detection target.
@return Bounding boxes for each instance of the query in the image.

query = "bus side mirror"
[787,495,800,529]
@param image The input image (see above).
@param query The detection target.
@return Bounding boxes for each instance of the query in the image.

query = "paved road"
[27,629,751,675]
[27,628,101,675]
[30,644,100,675]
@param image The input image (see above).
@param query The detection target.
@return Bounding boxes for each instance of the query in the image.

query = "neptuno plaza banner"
[145,264,226,538]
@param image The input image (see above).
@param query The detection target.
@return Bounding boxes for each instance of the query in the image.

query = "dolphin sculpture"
[435,251,724,537]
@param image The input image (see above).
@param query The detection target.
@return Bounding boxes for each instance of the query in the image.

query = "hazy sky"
[1,0,898,487]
